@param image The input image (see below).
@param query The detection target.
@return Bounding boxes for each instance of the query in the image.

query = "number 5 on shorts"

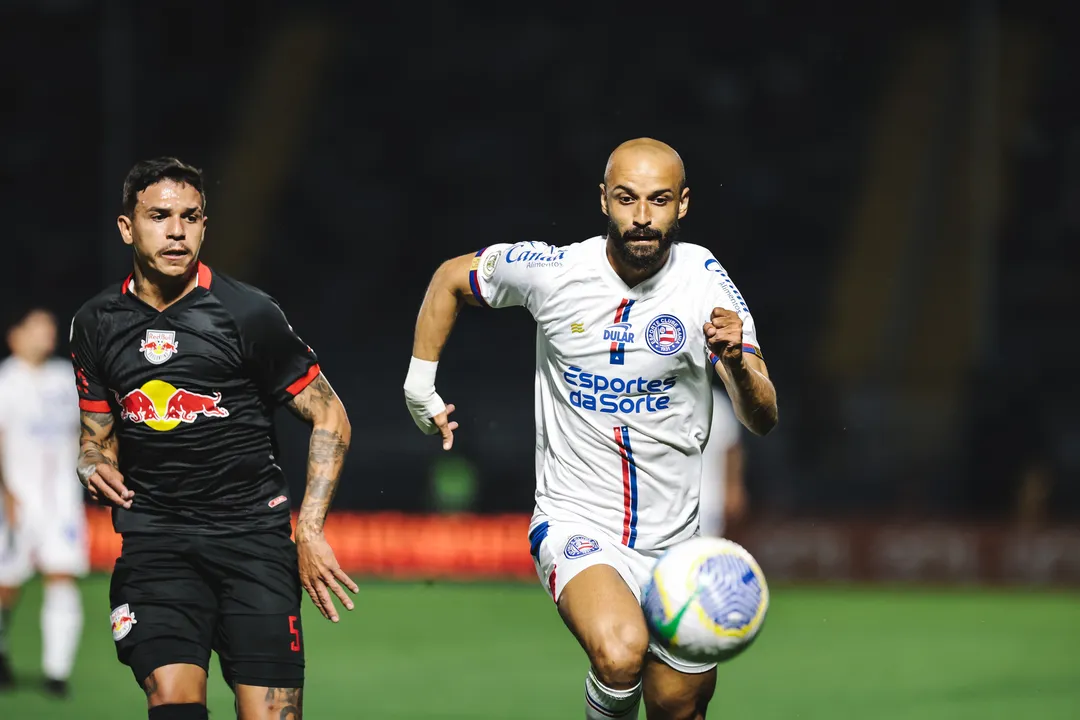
[289,615,301,652]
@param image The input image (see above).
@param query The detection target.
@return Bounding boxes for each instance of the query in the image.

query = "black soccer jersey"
[70,263,319,535]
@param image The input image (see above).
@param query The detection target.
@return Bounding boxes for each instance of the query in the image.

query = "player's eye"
[619,196,635,204]
[653,197,669,205]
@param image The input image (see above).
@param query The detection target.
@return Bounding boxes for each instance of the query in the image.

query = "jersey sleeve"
[241,297,321,405]
[468,242,560,313]
[69,309,112,413]
[703,258,763,364]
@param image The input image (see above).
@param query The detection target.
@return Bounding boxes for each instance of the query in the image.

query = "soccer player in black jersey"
[70,158,356,720]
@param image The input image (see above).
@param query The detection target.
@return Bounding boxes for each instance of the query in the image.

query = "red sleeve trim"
[285,363,321,396]
[79,398,111,412]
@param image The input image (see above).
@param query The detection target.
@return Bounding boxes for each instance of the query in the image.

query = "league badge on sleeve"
[646,314,686,356]
[564,534,602,558]
[482,250,501,279]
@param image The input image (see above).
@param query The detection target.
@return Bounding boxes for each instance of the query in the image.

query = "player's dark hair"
[4,304,55,333]
[122,157,205,217]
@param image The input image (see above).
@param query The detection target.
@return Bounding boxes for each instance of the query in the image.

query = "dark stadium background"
[2,2,1079,717]
[6,0,1076,522]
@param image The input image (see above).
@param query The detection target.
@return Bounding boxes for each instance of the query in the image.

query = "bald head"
[600,138,690,274]
[604,138,686,190]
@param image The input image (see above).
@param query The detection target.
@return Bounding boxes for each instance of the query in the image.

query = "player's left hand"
[296,527,358,623]
[704,307,743,365]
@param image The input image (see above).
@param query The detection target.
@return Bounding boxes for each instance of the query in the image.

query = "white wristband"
[403,357,446,435]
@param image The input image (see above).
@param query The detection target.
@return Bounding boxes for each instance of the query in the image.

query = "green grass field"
[2,577,1078,719]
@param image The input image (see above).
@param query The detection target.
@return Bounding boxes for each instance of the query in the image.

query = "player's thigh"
[208,531,304,690]
[143,663,209,707]
[234,684,302,720]
[642,653,716,720]
[0,516,34,588]
[36,505,89,578]
[533,523,650,681]
[110,535,216,690]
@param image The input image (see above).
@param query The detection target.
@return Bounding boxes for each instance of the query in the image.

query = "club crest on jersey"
[139,330,178,364]
[603,322,635,344]
[110,603,137,641]
[564,534,602,559]
[645,314,686,356]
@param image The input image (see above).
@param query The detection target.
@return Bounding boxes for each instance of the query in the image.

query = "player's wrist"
[76,461,97,487]
[403,356,439,398]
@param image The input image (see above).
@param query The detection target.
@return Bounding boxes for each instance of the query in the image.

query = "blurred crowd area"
[2,0,1077,521]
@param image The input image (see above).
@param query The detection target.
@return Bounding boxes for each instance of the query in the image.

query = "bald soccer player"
[404,138,777,719]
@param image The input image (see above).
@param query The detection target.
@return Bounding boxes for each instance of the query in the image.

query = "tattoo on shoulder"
[287,373,334,421]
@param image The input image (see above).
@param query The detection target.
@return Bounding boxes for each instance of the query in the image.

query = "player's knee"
[590,621,649,687]
[147,704,208,719]
[645,681,711,720]
[144,667,206,707]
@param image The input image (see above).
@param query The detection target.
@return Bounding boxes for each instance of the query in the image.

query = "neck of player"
[133,259,200,311]
[605,240,671,288]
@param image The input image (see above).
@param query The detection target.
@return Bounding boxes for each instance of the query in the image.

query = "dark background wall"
[4,0,1077,521]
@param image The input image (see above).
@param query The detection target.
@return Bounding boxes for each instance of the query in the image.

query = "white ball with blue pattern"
[643,537,769,663]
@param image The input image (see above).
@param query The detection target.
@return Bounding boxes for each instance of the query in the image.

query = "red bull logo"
[116,380,229,432]
[110,603,137,641]
[140,329,179,365]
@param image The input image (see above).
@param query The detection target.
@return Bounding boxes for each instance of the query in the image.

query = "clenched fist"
[704,307,744,364]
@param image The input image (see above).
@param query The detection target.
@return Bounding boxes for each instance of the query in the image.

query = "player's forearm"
[720,362,778,436]
[412,256,473,361]
[295,418,351,536]
[78,411,119,470]
[289,374,352,536]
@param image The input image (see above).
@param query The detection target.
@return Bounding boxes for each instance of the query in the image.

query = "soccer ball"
[643,537,769,664]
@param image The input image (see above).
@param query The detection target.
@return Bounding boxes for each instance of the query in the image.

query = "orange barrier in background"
[87,507,537,579]
[87,508,1080,585]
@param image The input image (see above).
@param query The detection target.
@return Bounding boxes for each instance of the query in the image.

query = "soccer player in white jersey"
[404,138,778,719]
[0,308,86,698]
[698,384,746,539]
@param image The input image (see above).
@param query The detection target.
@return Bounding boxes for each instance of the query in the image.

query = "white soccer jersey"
[470,236,762,550]
[0,356,81,509]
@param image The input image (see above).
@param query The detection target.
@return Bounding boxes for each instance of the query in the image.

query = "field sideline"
[2,577,1078,718]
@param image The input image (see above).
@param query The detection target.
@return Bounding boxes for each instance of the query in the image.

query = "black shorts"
[109,530,304,689]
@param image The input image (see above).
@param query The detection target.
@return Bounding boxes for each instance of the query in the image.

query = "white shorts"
[529,517,716,675]
[0,503,88,586]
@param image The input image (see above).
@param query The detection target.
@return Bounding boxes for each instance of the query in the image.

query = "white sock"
[585,670,641,719]
[41,581,82,681]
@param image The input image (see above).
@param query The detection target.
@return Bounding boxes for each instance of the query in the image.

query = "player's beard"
[607,219,680,271]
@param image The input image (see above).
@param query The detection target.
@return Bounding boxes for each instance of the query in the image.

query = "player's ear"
[599,183,609,216]
[678,185,690,219]
[117,215,134,246]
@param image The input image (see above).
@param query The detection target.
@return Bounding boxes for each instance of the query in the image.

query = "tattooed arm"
[286,372,357,622]
[77,410,132,508]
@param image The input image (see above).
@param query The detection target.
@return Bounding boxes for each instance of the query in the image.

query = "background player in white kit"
[0,308,86,698]
[405,138,777,719]
[697,385,747,539]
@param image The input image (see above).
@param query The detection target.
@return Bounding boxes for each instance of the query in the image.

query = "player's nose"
[165,216,186,239]
[633,200,651,225]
